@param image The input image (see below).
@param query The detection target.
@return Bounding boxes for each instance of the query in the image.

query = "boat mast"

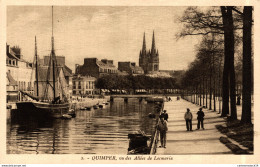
[35,36,39,96]
[51,6,56,99]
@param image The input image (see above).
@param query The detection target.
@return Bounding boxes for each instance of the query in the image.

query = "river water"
[7,98,158,154]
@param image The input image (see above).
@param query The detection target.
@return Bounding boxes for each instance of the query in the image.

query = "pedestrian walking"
[161,110,168,121]
[157,115,168,148]
[237,95,241,105]
[184,108,193,131]
[196,108,205,130]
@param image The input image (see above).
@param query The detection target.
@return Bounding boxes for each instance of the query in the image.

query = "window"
[9,60,11,65]
[154,64,158,71]
[77,81,81,89]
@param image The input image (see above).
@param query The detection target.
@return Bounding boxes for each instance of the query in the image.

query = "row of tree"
[95,74,179,92]
[178,6,253,124]
[181,35,224,113]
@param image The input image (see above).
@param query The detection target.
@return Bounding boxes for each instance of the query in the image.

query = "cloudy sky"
[7,6,201,72]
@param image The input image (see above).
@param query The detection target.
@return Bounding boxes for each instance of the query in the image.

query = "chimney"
[6,44,10,54]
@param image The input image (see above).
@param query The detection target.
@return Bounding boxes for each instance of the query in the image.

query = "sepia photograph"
[1,0,259,164]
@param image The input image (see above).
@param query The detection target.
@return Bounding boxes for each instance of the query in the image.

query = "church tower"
[148,31,159,72]
[139,31,159,74]
[139,32,148,73]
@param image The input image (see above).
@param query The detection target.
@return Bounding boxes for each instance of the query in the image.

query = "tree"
[181,34,224,108]
[178,6,238,119]
[241,6,253,124]
[220,7,237,120]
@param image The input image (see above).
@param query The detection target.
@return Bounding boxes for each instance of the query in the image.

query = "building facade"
[6,45,35,101]
[139,31,159,74]
[39,55,73,98]
[118,62,144,75]
[72,75,96,96]
[6,72,18,102]
[75,58,118,78]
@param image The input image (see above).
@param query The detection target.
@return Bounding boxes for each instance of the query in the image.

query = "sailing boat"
[16,7,70,118]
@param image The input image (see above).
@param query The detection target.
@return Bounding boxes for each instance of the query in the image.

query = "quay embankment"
[127,97,164,154]
[149,98,165,154]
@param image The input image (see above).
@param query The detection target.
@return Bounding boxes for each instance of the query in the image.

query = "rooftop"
[96,60,116,68]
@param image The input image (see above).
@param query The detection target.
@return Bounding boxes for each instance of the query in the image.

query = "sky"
[7,6,201,72]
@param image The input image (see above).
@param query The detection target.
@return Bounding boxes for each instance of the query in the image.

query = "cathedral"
[139,31,159,74]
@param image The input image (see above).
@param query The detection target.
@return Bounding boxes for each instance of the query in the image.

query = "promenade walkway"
[156,98,233,154]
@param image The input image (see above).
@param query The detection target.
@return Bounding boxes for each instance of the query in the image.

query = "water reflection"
[7,98,158,154]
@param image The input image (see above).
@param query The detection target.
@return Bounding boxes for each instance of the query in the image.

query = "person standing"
[184,108,193,131]
[196,108,205,130]
[157,115,168,148]
[161,110,169,121]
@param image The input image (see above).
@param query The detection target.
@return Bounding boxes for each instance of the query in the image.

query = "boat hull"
[16,101,70,118]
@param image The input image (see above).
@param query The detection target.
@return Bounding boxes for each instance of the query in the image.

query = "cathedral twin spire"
[141,31,158,57]
[139,31,159,74]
